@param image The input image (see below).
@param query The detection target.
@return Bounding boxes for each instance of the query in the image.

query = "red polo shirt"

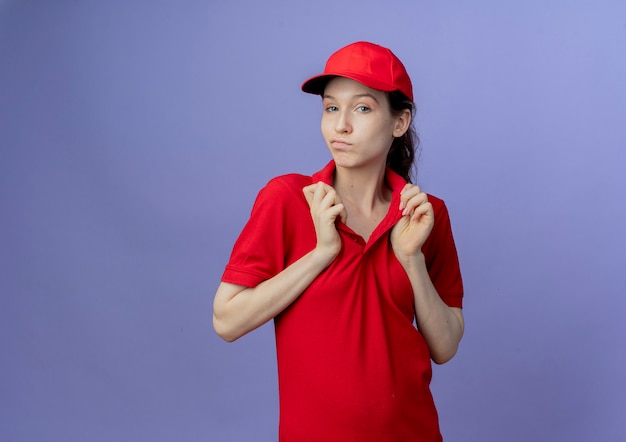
[222,161,463,441]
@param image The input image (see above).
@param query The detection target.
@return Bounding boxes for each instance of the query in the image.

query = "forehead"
[323,77,388,102]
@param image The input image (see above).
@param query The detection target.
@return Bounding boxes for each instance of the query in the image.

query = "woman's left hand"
[390,184,434,260]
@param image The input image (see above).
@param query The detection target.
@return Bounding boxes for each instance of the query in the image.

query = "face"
[321,77,410,172]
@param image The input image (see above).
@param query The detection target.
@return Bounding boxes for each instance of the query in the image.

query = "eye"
[356,105,371,113]
[325,105,339,112]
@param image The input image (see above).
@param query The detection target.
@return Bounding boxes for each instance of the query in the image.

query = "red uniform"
[222,161,463,441]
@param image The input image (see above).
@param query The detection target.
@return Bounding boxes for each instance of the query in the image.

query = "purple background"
[1,1,625,441]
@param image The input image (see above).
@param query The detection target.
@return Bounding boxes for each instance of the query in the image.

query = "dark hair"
[387,91,419,183]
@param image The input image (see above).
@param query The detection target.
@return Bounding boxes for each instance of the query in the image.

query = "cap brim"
[301,74,334,96]
[301,72,397,96]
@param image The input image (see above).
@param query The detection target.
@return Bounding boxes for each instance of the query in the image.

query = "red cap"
[301,41,413,101]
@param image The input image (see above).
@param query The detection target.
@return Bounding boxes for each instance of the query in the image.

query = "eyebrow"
[322,93,381,104]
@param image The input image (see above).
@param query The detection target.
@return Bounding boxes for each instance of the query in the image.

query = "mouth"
[330,139,351,148]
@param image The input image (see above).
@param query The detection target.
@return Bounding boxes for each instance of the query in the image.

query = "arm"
[394,253,464,364]
[391,184,464,364]
[214,250,333,342]
[213,182,345,342]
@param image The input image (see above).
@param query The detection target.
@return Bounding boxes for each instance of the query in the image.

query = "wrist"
[310,246,339,269]
[394,249,426,268]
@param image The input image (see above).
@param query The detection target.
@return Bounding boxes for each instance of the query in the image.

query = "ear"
[392,108,412,138]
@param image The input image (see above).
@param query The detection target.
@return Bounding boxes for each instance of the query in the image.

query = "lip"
[330,139,351,148]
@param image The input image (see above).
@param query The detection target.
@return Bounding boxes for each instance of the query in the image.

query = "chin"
[330,156,357,169]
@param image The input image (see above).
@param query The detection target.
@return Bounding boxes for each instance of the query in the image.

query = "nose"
[335,110,351,134]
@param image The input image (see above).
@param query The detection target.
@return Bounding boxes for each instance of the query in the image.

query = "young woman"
[213,41,464,441]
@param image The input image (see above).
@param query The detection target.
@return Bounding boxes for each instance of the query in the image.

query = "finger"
[303,182,325,212]
[303,182,345,221]
[410,202,433,222]
[399,184,421,210]
[400,183,414,195]
[312,182,330,210]
[314,183,344,209]
[314,186,347,224]
[315,182,342,205]
[303,182,329,206]
[324,195,347,224]
[339,206,347,224]
[402,192,428,216]
[319,187,343,213]
[325,203,346,224]
[302,184,316,207]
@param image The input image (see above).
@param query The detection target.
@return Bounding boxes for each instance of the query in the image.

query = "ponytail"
[386,91,419,183]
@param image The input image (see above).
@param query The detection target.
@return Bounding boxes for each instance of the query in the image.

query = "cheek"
[370,120,395,139]
[320,116,332,136]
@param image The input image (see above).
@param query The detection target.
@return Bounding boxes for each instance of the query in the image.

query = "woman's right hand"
[302,182,346,264]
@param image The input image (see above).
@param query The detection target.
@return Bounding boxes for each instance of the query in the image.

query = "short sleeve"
[221,175,312,288]
[423,197,464,308]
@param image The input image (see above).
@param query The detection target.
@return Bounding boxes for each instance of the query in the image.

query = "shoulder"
[426,193,448,216]
[425,193,456,234]
[265,173,312,192]
[253,173,312,207]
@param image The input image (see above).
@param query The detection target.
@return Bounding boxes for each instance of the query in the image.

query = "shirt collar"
[311,160,408,249]
[311,160,407,192]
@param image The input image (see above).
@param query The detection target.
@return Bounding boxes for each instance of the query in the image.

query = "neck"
[333,163,391,211]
